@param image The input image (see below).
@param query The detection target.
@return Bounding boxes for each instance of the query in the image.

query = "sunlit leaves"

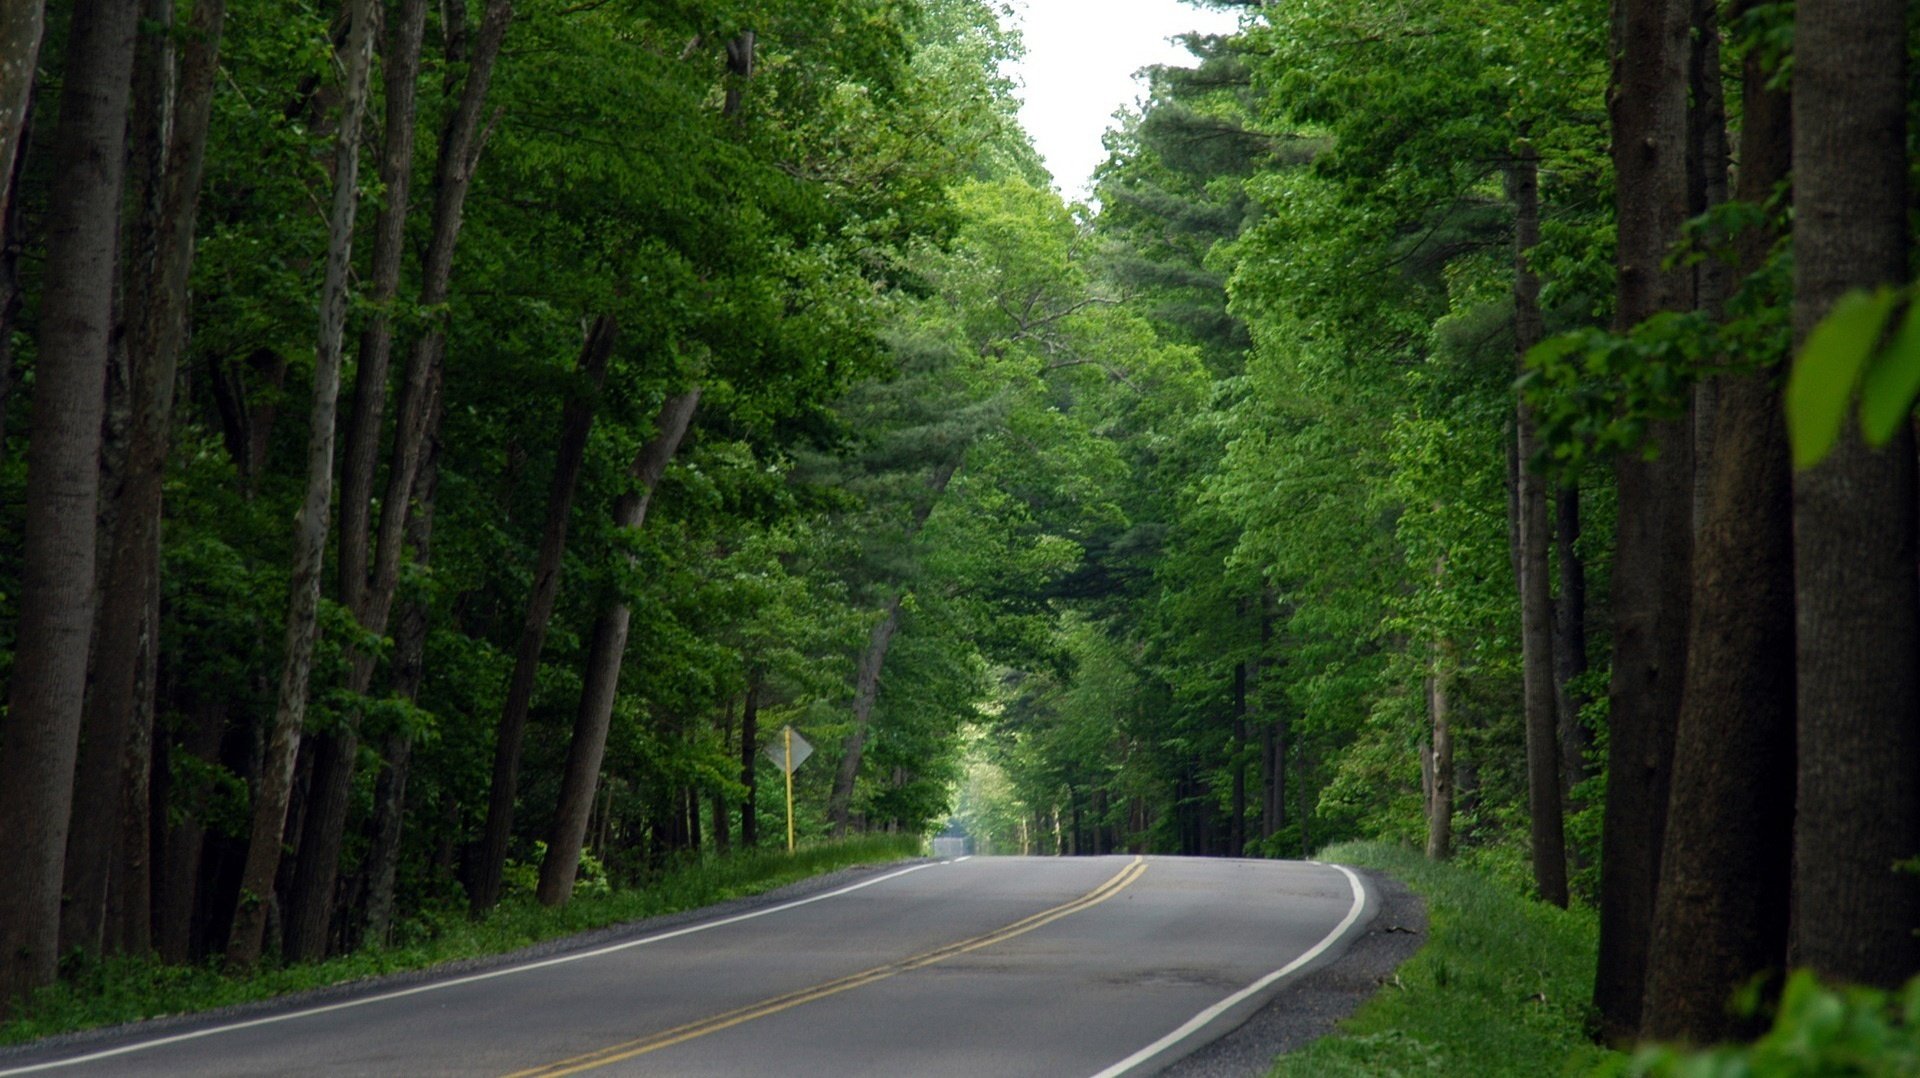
[1783,285,1920,470]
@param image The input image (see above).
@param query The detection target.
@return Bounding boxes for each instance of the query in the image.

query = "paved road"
[0,856,1376,1077]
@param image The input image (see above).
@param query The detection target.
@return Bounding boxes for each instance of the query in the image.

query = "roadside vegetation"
[1273,842,1613,1078]
[0,836,919,1046]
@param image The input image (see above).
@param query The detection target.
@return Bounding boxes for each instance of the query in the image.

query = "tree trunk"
[471,315,617,914]
[1687,0,1730,533]
[0,94,28,458]
[537,388,702,906]
[826,459,960,834]
[1787,0,1920,988]
[711,700,732,853]
[0,0,41,236]
[1512,146,1568,908]
[285,0,513,961]
[827,597,904,834]
[225,0,377,970]
[336,0,429,627]
[63,0,226,962]
[1425,632,1455,861]
[1553,485,1590,805]
[740,681,760,847]
[1230,659,1247,857]
[0,0,142,1014]
[1592,0,1696,1043]
[1641,27,1793,1038]
[155,700,227,964]
[107,579,158,957]
[363,437,438,948]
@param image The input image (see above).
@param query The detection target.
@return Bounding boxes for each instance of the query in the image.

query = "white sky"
[1005,1,1245,200]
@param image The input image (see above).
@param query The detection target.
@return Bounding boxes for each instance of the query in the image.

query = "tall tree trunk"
[1592,0,1696,1043]
[537,388,701,907]
[1553,486,1590,805]
[155,700,227,964]
[1512,145,1568,908]
[225,0,377,970]
[107,575,158,957]
[740,680,760,847]
[0,0,142,1014]
[826,459,960,834]
[335,0,429,626]
[285,0,513,961]
[0,0,41,235]
[1230,659,1247,857]
[471,315,617,914]
[363,424,439,948]
[1641,27,1793,1038]
[1787,0,1920,987]
[0,95,28,458]
[711,701,732,853]
[63,0,226,962]
[828,596,904,835]
[1424,639,1454,861]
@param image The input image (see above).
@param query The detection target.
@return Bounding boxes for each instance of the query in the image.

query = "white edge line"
[0,860,945,1076]
[1086,862,1370,1078]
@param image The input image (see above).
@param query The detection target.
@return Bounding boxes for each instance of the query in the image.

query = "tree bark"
[0,0,42,236]
[364,423,440,948]
[1641,25,1793,1038]
[471,315,617,914]
[1592,0,1695,1043]
[711,700,732,853]
[63,0,226,962]
[740,680,760,847]
[0,0,142,1014]
[336,0,429,625]
[1553,485,1590,805]
[828,597,905,835]
[1230,659,1247,858]
[225,0,377,971]
[0,93,28,458]
[1424,649,1454,861]
[1787,0,1920,988]
[537,388,702,906]
[284,0,512,961]
[1512,145,1568,907]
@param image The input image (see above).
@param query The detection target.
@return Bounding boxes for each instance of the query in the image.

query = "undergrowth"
[0,835,921,1046]
[1270,840,1618,1077]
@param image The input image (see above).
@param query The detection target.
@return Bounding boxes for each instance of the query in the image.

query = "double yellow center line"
[503,857,1149,1077]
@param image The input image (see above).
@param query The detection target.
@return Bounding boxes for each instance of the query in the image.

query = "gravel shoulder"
[1159,866,1427,1077]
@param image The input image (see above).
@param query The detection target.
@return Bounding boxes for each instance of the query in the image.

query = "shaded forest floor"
[1269,842,1617,1077]
[0,836,921,1046]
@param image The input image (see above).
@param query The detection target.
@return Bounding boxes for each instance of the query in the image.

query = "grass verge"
[1270,840,1621,1077]
[0,834,921,1046]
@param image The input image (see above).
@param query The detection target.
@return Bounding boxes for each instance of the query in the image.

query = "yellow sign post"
[762,725,812,854]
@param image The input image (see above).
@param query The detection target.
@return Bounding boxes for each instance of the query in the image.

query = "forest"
[2,0,1919,1060]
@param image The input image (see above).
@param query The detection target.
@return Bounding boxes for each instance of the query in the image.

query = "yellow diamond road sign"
[765,726,812,775]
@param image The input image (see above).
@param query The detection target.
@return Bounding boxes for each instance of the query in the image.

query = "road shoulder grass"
[0,835,922,1047]
[1270,841,1620,1077]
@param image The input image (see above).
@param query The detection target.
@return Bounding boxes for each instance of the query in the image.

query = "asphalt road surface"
[0,856,1378,1077]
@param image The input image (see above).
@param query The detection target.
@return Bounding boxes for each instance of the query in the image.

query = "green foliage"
[1605,973,1920,1078]
[1271,842,1615,1078]
[1785,284,1920,469]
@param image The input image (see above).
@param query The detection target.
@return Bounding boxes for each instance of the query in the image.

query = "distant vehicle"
[931,835,972,858]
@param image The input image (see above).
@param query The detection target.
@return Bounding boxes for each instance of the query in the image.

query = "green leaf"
[1860,295,1920,446]
[1786,286,1899,470]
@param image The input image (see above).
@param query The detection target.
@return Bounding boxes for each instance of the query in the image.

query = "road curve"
[0,856,1376,1077]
